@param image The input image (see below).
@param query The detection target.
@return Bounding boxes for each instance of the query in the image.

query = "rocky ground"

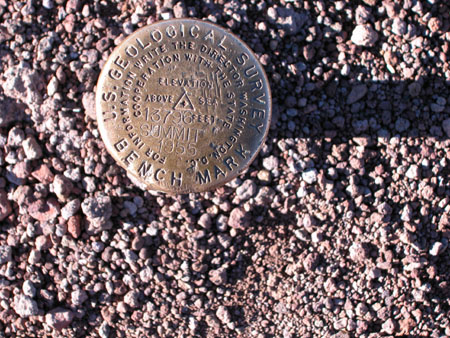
[0,0,449,337]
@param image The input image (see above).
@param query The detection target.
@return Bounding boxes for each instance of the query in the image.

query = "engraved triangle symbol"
[173,90,194,110]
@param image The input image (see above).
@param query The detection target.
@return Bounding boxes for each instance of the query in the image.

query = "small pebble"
[13,294,39,318]
[22,280,36,298]
[302,168,318,184]
[351,24,378,47]
[23,137,42,160]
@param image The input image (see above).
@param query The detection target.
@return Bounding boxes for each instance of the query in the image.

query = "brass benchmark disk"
[96,18,271,193]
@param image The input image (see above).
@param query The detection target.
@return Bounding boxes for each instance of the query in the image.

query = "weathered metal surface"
[96,19,271,193]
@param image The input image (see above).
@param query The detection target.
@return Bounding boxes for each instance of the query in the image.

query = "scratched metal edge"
[95,18,272,194]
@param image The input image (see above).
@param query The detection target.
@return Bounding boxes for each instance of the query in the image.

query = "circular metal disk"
[96,19,271,193]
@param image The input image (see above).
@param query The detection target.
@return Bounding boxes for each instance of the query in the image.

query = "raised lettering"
[235,143,250,159]
[214,165,226,179]
[138,161,153,178]
[223,156,238,171]
[114,138,128,152]
[125,45,139,58]
[114,56,129,70]
[155,168,165,181]
[109,68,122,80]
[171,172,182,186]
[251,108,265,119]
[197,169,211,184]
[123,150,139,166]
[249,122,263,134]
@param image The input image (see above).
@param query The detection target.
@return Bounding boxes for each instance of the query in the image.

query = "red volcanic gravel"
[0,0,449,337]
